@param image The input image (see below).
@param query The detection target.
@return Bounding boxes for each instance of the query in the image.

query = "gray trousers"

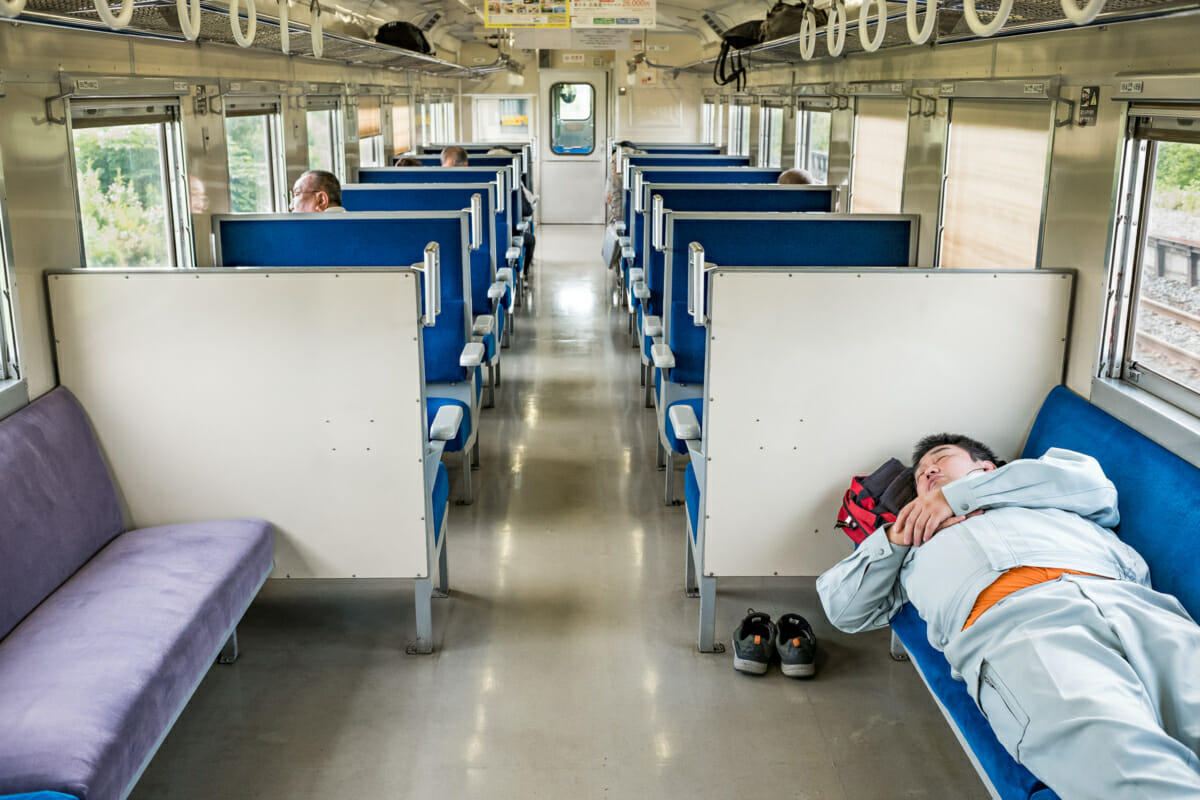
[944,575,1200,799]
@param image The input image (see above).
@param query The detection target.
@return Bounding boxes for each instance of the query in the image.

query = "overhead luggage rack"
[10,0,519,79]
[670,0,1199,72]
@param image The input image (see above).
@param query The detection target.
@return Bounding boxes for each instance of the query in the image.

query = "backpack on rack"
[761,0,827,42]
[835,458,917,544]
[375,21,434,55]
[713,20,764,91]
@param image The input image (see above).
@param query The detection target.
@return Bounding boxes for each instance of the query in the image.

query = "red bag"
[835,458,916,544]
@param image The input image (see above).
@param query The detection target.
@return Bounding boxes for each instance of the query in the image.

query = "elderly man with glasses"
[290,170,345,213]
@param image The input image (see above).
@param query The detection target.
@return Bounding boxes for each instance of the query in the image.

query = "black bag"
[713,20,763,91]
[375,21,433,55]
[761,1,827,42]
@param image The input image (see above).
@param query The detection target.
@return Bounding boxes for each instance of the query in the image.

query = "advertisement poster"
[571,0,655,28]
[486,0,570,28]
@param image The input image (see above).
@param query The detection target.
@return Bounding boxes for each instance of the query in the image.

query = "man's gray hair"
[441,146,469,166]
[301,169,341,206]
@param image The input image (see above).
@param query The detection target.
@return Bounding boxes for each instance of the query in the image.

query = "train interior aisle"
[128,225,987,799]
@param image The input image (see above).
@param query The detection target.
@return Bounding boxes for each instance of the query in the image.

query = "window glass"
[392,98,412,154]
[474,96,531,142]
[0,161,16,381]
[702,102,715,144]
[225,112,283,213]
[728,103,751,157]
[550,83,595,155]
[761,106,784,169]
[941,100,1050,268]
[796,108,831,183]
[851,98,908,213]
[1124,138,1200,398]
[357,97,384,167]
[307,103,344,178]
[72,111,187,267]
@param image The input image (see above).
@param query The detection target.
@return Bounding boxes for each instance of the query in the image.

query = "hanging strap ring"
[858,0,887,52]
[1061,0,1105,25]
[309,0,324,57]
[906,0,937,44]
[962,0,1013,36]
[230,0,257,47]
[94,0,135,29]
[826,0,846,57]
[176,0,201,40]
[798,9,817,60]
[0,0,27,19]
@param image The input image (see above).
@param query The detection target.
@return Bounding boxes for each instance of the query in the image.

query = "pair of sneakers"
[732,609,818,678]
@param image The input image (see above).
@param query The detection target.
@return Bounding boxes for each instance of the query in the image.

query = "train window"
[358,96,384,167]
[550,83,595,155]
[728,102,751,157]
[940,100,1050,268]
[70,99,191,267]
[473,96,532,141]
[760,104,785,169]
[306,98,345,179]
[223,97,286,213]
[795,107,831,184]
[850,98,908,213]
[392,96,412,155]
[702,101,715,144]
[1105,108,1200,414]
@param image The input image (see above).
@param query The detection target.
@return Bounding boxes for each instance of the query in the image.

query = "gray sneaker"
[775,613,817,678]
[732,609,776,675]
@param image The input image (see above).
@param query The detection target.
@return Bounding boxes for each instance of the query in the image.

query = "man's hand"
[889,491,965,547]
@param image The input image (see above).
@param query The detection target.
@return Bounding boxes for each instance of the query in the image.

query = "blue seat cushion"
[423,298,468,384]
[685,464,700,543]
[668,301,705,385]
[432,463,449,546]
[666,399,703,454]
[0,519,273,800]
[426,397,471,453]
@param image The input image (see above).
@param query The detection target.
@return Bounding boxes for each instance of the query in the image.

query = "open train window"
[759,103,785,169]
[224,96,287,213]
[728,101,751,157]
[70,99,192,267]
[939,99,1051,268]
[550,83,594,155]
[795,105,831,183]
[306,97,345,179]
[358,96,384,168]
[850,98,908,213]
[1104,106,1200,416]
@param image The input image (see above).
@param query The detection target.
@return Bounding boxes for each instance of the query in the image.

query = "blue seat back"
[641,185,837,316]
[213,213,470,383]
[1023,386,1200,619]
[664,214,917,381]
[623,168,781,243]
[342,185,495,319]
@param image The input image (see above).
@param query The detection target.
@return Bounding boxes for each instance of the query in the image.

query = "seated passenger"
[486,147,537,274]
[393,156,423,167]
[440,146,469,167]
[291,170,345,212]
[778,168,815,185]
[817,434,1200,799]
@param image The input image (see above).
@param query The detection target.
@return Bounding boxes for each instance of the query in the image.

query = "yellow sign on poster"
[485,0,570,28]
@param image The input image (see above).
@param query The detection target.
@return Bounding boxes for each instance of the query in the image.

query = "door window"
[550,83,594,155]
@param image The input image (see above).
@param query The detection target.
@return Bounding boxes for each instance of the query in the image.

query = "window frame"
[1102,106,1200,419]
[795,103,833,183]
[470,94,534,143]
[223,95,288,213]
[759,102,786,169]
[67,97,194,268]
[305,96,347,181]
[727,100,752,157]
[549,82,596,156]
[0,146,21,390]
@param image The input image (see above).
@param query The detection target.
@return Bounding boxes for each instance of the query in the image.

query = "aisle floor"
[133,224,987,800]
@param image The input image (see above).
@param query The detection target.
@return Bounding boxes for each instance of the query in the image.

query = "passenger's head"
[394,156,422,167]
[441,146,469,167]
[911,434,1002,498]
[487,147,514,156]
[291,169,341,212]
[778,168,816,185]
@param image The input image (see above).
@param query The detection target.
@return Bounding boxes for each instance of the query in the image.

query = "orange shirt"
[962,567,1105,630]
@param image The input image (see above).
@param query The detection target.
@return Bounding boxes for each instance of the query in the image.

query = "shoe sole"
[732,646,770,675]
[780,662,816,678]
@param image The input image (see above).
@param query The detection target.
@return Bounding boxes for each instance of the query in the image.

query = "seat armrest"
[669,404,701,442]
[495,267,513,283]
[615,222,626,235]
[517,221,530,233]
[633,282,650,300]
[506,246,522,263]
[460,342,486,368]
[643,315,662,338]
[621,246,635,262]
[651,343,675,369]
[618,234,630,247]
[488,282,507,300]
[430,405,464,442]
[472,315,495,336]
[628,268,644,285]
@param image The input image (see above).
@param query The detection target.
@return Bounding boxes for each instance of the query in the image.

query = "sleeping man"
[817,434,1200,798]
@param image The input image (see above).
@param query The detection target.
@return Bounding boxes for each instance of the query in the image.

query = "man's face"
[290,176,325,212]
[914,444,995,498]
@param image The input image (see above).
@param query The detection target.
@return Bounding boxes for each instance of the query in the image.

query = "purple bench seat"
[0,388,273,800]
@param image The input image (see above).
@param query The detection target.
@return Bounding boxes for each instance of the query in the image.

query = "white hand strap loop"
[230,0,257,47]
[94,0,135,29]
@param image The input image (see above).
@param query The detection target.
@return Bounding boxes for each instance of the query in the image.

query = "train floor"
[132,224,988,799]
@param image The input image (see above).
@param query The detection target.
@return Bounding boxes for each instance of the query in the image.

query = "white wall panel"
[49,270,431,580]
[701,269,1073,577]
